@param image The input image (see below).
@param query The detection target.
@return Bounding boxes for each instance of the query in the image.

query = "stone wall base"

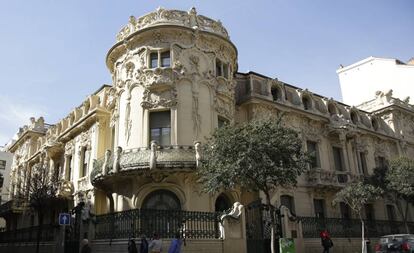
[0,242,57,253]
[300,238,378,253]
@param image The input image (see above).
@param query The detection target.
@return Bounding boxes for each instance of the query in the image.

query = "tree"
[385,157,414,233]
[333,182,382,253]
[198,117,310,253]
[25,163,61,253]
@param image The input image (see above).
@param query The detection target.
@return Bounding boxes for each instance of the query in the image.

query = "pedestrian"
[148,233,163,253]
[140,235,149,253]
[168,232,183,253]
[81,238,92,253]
[128,238,138,253]
[320,229,333,253]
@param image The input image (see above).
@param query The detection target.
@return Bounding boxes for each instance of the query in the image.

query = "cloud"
[0,95,47,146]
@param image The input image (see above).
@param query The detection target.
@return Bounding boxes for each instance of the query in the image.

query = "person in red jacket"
[320,230,333,253]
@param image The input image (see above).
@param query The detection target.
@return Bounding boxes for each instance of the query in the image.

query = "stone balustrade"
[306,169,360,188]
[91,144,199,184]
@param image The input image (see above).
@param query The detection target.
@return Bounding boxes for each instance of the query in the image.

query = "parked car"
[375,234,414,253]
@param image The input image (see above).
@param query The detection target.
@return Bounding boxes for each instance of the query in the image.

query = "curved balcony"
[91,145,198,185]
[306,169,362,189]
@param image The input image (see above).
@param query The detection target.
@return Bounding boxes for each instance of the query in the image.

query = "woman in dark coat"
[128,238,138,253]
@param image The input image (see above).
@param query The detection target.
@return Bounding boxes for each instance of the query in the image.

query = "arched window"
[302,96,312,110]
[215,193,232,212]
[142,189,181,210]
[350,111,359,124]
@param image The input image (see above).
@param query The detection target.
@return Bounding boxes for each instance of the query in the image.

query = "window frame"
[149,110,171,146]
[148,50,171,69]
[307,140,320,169]
[332,146,345,171]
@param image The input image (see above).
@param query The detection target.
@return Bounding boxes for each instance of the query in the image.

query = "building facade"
[0,148,13,229]
[337,56,414,106]
[1,8,414,253]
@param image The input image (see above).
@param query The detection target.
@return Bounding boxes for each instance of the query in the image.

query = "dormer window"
[149,50,171,68]
[216,58,229,78]
[302,96,312,110]
[350,111,359,124]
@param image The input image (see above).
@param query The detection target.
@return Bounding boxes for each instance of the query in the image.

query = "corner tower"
[106,7,238,149]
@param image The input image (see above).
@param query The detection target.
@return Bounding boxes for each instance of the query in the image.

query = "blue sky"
[0,0,413,145]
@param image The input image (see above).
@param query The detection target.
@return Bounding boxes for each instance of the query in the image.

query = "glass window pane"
[216,59,222,77]
[150,52,158,68]
[150,111,171,128]
[307,141,319,168]
[333,147,343,171]
[161,51,170,67]
[314,199,325,218]
[151,129,161,143]
[160,128,171,146]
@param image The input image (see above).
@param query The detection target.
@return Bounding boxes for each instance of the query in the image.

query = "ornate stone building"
[1,7,414,253]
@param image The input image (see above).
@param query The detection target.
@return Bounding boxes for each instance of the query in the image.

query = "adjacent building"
[0,147,13,229]
[1,8,414,253]
[337,56,414,106]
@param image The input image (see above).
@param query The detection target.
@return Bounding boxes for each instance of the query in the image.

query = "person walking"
[140,235,149,253]
[320,229,333,253]
[167,232,183,253]
[148,233,163,253]
[128,238,138,253]
[81,238,92,253]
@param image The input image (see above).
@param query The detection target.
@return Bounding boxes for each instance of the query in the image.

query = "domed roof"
[116,7,230,42]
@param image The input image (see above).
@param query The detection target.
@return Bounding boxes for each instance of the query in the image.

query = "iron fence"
[94,208,221,240]
[299,216,414,238]
[0,224,58,243]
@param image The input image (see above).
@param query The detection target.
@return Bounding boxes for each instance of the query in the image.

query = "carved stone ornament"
[64,141,74,155]
[141,88,178,109]
[215,96,234,120]
[116,7,229,43]
[220,202,244,223]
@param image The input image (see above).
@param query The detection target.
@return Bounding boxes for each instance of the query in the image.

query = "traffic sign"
[59,213,71,225]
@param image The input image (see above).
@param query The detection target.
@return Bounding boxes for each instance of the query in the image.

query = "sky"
[0,0,413,145]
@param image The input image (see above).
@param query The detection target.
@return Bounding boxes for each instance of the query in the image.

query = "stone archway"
[142,189,181,210]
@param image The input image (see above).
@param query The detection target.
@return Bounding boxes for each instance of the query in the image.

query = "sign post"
[59,213,71,249]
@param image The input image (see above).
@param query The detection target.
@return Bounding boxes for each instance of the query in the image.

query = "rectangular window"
[307,141,320,169]
[359,152,368,175]
[81,148,89,178]
[0,160,5,170]
[150,111,171,146]
[332,147,344,171]
[377,156,387,168]
[67,155,72,180]
[386,204,396,221]
[161,51,170,67]
[314,199,325,218]
[340,202,351,219]
[150,52,158,68]
[365,204,375,221]
[281,195,296,214]
[216,59,222,77]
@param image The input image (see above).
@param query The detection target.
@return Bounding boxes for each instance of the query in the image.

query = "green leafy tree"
[198,118,310,253]
[385,157,414,233]
[333,182,382,253]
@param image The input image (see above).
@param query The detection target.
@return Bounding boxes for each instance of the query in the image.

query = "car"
[374,234,414,253]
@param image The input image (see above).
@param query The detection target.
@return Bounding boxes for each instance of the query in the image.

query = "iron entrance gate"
[245,200,283,253]
[64,204,82,253]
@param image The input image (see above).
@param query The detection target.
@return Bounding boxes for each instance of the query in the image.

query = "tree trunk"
[265,192,276,253]
[361,218,365,253]
[403,201,409,233]
[36,212,43,253]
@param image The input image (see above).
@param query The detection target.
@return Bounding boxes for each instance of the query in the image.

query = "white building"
[337,56,414,107]
[0,147,13,228]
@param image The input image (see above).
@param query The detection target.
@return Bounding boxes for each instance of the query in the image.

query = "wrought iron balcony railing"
[91,145,198,184]
[94,208,221,240]
[299,216,414,238]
